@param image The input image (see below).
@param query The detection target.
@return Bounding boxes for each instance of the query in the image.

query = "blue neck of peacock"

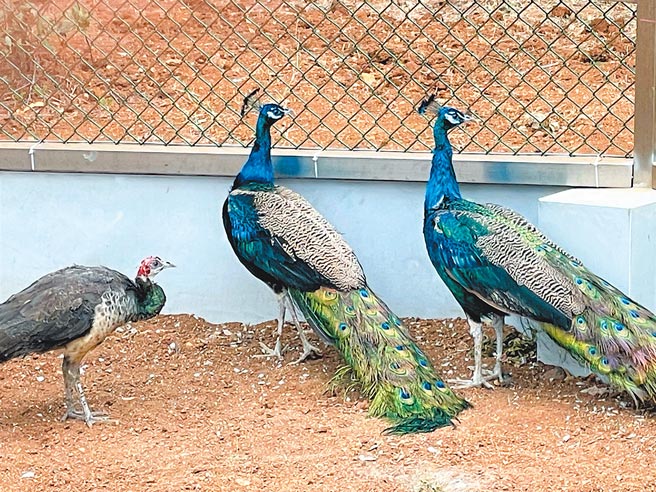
[234,115,275,187]
[424,122,461,214]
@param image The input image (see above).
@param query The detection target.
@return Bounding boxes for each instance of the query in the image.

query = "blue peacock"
[222,89,470,433]
[420,94,656,403]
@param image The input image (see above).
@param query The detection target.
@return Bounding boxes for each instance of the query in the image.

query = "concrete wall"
[1,170,565,324]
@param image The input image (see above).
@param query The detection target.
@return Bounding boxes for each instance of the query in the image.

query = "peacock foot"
[62,408,110,427]
[289,343,323,365]
[448,369,503,389]
[447,377,495,390]
[482,368,508,385]
[254,340,284,358]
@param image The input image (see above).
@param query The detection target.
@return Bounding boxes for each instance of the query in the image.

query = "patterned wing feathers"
[238,185,366,291]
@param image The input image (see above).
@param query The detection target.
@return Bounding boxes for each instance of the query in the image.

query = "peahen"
[420,95,656,403]
[222,89,470,433]
[0,256,174,425]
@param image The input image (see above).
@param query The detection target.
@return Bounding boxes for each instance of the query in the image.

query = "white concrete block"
[537,187,656,375]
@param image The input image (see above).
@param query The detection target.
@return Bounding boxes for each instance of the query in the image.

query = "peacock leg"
[490,315,505,383]
[286,292,322,364]
[255,292,286,358]
[61,354,109,426]
[448,317,494,389]
[62,355,79,418]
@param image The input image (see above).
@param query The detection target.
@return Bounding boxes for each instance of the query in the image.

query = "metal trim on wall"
[0,142,633,187]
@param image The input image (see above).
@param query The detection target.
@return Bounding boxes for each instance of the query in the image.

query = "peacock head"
[418,94,474,131]
[241,88,291,128]
[136,256,175,280]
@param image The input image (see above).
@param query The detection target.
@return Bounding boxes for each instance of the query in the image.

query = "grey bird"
[0,256,174,426]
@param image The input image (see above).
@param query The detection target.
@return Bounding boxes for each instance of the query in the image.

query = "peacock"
[420,95,656,403]
[222,89,470,433]
[0,256,174,425]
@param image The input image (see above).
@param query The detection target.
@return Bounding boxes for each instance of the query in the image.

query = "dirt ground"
[1,314,655,491]
[0,0,637,156]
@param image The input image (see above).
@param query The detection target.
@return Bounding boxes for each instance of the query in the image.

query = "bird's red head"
[137,256,175,279]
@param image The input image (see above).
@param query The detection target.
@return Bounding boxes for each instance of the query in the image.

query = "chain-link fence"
[0,0,637,156]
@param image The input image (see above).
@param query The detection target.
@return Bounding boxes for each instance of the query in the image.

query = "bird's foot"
[62,408,110,427]
[447,377,495,390]
[289,343,322,365]
[483,367,506,385]
[448,367,504,389]
[254,341,284,358]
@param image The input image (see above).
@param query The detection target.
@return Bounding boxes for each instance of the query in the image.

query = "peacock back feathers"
[225,183,366,293]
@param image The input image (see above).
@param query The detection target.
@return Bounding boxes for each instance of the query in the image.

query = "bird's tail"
[534,315,656,404]
[288,286,470,434]
[529,250,656,403]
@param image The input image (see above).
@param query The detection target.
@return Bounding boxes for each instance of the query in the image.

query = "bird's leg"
[255,292,286,358]
[448,317,494,389]
[490,315,505,383]
[286,292,322,365]
[61,354,109,426]
[62,355,79,417]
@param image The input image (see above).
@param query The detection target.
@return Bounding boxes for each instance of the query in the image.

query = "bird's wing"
[0,266,137,358]
[224,185,366,292]
[428,200,577,327]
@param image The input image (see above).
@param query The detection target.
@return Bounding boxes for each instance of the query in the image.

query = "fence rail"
[0,0,642,162]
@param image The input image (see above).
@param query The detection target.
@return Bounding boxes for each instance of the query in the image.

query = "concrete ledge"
[0,141,633,187]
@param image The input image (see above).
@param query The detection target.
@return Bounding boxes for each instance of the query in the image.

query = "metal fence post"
[634,0,656,188]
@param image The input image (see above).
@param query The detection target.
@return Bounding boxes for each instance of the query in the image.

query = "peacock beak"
[163,261,176,269]
[463,113,478,124]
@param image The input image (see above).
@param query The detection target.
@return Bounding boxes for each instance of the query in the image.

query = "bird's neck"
[233,116,274,188]
[424,123,461,214]
[135,277,166,319]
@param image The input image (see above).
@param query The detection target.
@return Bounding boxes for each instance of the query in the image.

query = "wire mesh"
[0,0,637,156]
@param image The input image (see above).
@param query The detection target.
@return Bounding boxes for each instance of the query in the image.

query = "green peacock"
[420,94,656,403]
[222,89,470,433]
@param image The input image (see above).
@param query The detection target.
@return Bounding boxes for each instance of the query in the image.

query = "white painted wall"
[1,170,565,324]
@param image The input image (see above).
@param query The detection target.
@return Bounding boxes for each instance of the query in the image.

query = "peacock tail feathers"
[288,286,470,434]
[542,259,656,402]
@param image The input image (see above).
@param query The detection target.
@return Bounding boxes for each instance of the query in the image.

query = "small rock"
[562,434,570,443]
[550,4,572,18]
[354,400,369,411]
[358,454,377,462]
[543,366,566,382]
[235,477,251,486]
[580,385,609,397]
[21,471,35,479]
